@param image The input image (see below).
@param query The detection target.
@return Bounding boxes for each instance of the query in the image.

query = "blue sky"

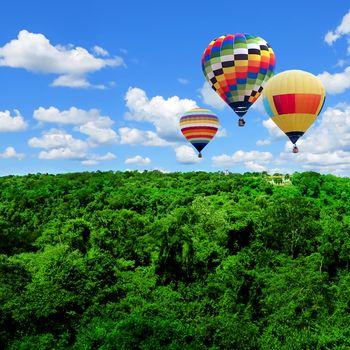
[1,1,350,175]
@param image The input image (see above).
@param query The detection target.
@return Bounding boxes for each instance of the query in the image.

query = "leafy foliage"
[1,171,350,349]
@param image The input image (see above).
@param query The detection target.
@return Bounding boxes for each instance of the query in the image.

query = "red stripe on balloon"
[181,126,218,133]
[273,94,322,115]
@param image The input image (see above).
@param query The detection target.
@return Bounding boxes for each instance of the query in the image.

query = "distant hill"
[1,171,350,349]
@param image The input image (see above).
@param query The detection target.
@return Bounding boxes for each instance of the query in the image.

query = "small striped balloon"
[179,108,219,158]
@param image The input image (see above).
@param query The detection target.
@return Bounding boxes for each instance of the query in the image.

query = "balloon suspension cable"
[292,144,299,153]
[198,152,202,158]
[238,118,246,127]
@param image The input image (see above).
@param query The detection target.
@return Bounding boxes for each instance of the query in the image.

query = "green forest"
[1,170,350,349]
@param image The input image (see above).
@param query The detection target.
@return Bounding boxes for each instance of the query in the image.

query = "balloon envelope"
[262,70,325,148]
[179,108,219,157]
[202,34,275,121]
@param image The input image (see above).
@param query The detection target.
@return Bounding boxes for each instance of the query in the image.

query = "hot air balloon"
[179,108,219,158]
[202,33,275,126]
[262,70,326,153]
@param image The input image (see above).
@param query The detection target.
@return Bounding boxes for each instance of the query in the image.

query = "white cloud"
[94,152,116,161]
[335,59,349,68]
[279,104,350,174]
[178,78,189,85]
[93,45,109,57]
[28,129,87,149]
[151,167,171,173]
[81,159,98,165]
[268,167,293,175]
[34,106,102,125]
[0,30,124,88]
[0,110,27,132]
[29,113,118,161]
[118,127,172,146]
[319,10,350,95]
[212,150,273,170]
[325,31,341,46]
[318,67,350,95]
[81,152,116,165]
[283,149,350,175]
[124,155,151,166]
[28,129,89,160]
[200,82,227,110]
[0,146,25,160]
[289,105,350,154]
[38,148,87,160]
[324,10,350,45]
[125,87,198,141]
[51,75,106,89]
[175,145,200,164]
[244,161,267,172]
[34,106,118,145]
[216,127,227,138]
[78,117,117,145]
[257,118,285,145]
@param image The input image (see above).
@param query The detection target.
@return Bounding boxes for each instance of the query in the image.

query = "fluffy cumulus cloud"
[124,155,151,166]
[0,146,25,160]
[0,110,27,132]
[319,10,350,95]
[118,127,172,146]
[175,145,200,164]
[199,82,227,110]
[0,30,124,88]
[78,118,117,145]
[81,152,116,165]
[124,87,198,142]
[93,45,109,57]
[257,118,285,145]
[28,129,89,160]
[34,106,117,145]
[30,106,119,163]
[279,104,350,174]
[34,106,100,125]
[51,75,105,89]
[212,150,273,172]
[324,10,350,46]
[318,67,350,95]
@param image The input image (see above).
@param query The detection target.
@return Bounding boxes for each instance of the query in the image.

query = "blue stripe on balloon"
[286,131,304,144]
[263,98,274,117]
[237,79,246,84]
[248,72,258,79]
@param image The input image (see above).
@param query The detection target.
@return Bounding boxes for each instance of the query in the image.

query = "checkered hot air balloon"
[202,34,275,126]
[179,108,219,158]
[262,70,326,153]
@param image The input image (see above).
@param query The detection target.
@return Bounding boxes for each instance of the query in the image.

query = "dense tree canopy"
[1,170,350,349]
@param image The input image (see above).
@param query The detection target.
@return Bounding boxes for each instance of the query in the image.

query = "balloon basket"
[198,153,202,158]
[238,118,246,127]
[292,145,299,153]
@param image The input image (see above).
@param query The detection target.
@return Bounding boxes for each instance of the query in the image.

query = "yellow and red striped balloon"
[262,70,325,152]
[179,108,219,158]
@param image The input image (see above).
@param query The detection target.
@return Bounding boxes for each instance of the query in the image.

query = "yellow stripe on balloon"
[264,70,325,96]
[271,113,317,133]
